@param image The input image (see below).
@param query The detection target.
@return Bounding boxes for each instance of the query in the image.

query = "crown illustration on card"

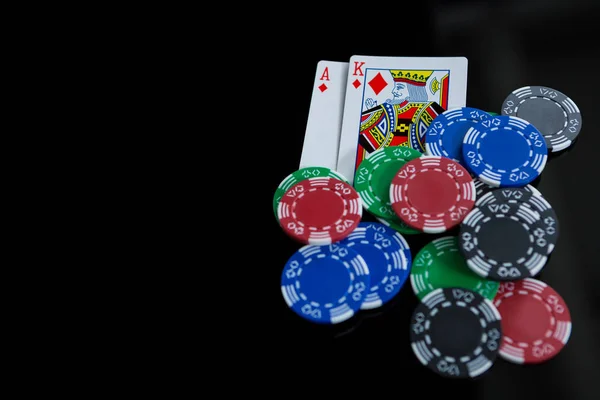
[390,70,433,86]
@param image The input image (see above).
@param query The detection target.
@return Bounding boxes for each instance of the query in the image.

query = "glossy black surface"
[259,1,600,397]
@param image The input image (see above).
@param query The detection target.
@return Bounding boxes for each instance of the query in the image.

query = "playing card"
[337,56,468,184]
[299,61,349,171]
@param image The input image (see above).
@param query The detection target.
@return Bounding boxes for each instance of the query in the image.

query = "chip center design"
[429,306,482,358]
[407,169,458,214]
[497,294,552,342]
[300,258,351,304]
[479,128,531,169]
[517,98,564,137]
[295,189,344,227]
[477,218,531,263]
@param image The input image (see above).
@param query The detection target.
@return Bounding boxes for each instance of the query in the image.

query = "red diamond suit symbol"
[368,72,388,95]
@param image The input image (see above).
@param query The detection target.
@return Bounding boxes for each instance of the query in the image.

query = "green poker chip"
[354,146,422,219]
[376,215,420,235]
[487,111,499,116]
[272,166,348,220]
[410,236,499,300]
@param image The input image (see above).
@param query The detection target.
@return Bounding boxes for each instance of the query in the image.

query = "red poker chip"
[277,177,362,245]
[389,156,475,233]
[493,278,572,364]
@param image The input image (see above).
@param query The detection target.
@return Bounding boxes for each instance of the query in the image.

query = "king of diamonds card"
[337,56,468,184]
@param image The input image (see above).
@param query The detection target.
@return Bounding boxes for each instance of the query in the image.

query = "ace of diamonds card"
[299,61,349,172]
[337,56,468,184]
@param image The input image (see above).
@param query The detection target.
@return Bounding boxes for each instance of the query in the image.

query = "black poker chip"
[410,287,503,378]
[476,188,559,255]
[473,178,541,201]
[459,198,552,281]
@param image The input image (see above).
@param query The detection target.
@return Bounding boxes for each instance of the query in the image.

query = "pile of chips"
[273,86,581,378]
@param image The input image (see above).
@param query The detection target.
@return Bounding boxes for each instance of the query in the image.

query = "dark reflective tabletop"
[257,1,600,397]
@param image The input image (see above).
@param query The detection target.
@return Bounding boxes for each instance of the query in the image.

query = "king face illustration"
[355,69,449,170]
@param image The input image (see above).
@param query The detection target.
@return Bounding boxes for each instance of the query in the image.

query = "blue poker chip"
[281,244,370,324]
[462,115,548,187]
[339,222,411,310]
[356,221,412,268]
[425,107,490,166]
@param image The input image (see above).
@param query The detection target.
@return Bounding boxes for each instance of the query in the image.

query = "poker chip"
[459,200,551,281]
[473,178,541,200]
[410,287,503,378]
[487,112,499,116]
[476,188,559,254]
[389,156,476,233]
[281,243,370,324]
[493,278,572,364]
[411,236,499,301]
[462,115,548,187]
[502,86,582,152]
[375,221,412,270]
[425,107,490,166]
[375,215,420,235]
[278,177,362,245]
[354,146,422,219]
[339,222,411,310]
[273,167,348,220]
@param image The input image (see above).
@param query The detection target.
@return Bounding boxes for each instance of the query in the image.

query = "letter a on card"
[299,61,349,172]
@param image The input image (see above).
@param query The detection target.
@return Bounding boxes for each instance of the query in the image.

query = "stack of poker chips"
[273,85,580,379]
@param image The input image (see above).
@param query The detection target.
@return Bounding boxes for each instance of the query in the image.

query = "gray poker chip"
[501,86,582,152]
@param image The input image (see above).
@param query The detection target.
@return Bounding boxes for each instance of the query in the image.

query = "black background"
[253,1,600,397]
